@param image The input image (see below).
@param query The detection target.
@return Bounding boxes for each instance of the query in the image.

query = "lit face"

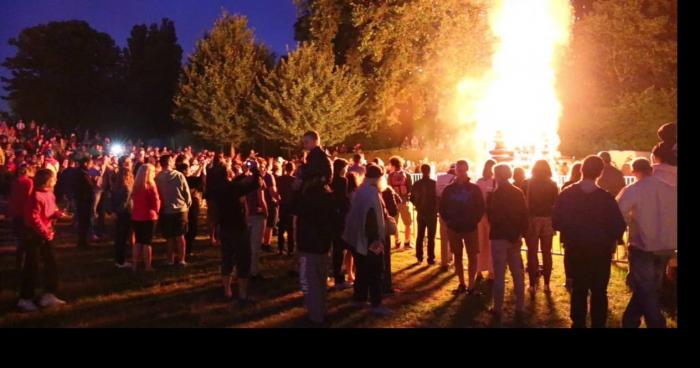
[456,162,469,178]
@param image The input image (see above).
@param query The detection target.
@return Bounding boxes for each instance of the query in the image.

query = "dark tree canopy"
[123,18,183,138]
[1,21,123,132]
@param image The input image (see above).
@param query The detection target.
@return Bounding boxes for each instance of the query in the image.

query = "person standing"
[111,156,134,269]
[7,163,33,274]
[296,131,335,324]
[388,156,413,249]
[552,155,626,328]
[436,163,456,270]
[476,159,497,283]
[348,153,366,180]
[596,151,626,197]
[204,153,227,246]
[343,164,393,317]
[217,164,262,303]
[617,158,676,328]
[330,158,352,290]
[261,161,280,253]
[439,160,485,296]
[245,162,268,280]
[524,160,559,294]
[560,161,582,290]
[131,164,160,272]
[411,164,438,265]
[155,154,192,266]
[276,162,297,256]
[487,164,528,322]
[73,156,94,249]
[17,169,66,312]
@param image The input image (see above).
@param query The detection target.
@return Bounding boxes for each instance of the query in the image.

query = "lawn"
[0,212,677,328]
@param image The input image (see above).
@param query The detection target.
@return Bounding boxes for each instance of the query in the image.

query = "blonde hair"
[134,163,156,192]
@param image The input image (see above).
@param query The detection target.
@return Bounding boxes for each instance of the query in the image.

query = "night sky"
[0,0,299,111]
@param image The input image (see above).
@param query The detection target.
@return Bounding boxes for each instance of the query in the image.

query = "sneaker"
[403,242,413,249]
[395,242,402,249]
[371,306,393,317]
[38,293,66,308]
[544,285,552,294]
[115,262,132,269]
[427,259,436,266]
[17,299,38,312]
[452,284,467,295]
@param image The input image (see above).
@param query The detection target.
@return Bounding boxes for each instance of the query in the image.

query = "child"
[18,168,65,312]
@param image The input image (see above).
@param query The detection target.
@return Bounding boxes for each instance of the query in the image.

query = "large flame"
[455,0,572,166]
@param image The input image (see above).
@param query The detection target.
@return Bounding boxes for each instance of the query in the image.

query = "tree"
[1,21,123,131]
[559,0,677,156]
[250,43,366,149]
[173,13,273,150]
[350,0,492,138]
[124,18,183,138]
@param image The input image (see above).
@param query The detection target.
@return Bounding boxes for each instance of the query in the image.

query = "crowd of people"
[0,119,677,328]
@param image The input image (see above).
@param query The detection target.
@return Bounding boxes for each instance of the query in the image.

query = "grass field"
[0,213,677,328]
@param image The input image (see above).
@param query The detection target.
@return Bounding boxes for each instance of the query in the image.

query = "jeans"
[247,215,266,276]
[439,216,453,267]
[569,246,612,328]
[491,239,525,313]
[114,211,131,265]
[354,250,383,307]
[477,216,493,275]
[299,252,330,323]
[526,217,554,286]
[416,213,437,262]
[20,233,58,299]
[622,247,670,328]
[186,195,200,254]
[331,235,346,285]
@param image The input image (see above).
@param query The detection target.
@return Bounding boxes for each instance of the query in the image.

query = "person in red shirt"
[18,168,66,312]
[131,163,161,272]
[7,163,34,272]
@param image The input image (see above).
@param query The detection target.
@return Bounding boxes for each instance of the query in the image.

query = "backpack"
[389,171,409,197]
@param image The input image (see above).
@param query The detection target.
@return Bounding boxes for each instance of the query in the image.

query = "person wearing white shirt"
[617,158,676,328]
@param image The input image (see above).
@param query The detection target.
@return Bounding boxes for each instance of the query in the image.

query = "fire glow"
[455,0,572,164]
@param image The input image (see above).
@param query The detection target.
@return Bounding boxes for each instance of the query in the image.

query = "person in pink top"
[18,168,66,312]
[131,164,161,272]
[7,163,34,270]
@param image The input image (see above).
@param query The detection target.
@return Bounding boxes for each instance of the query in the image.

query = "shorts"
[207,201,219,225]
[160,212,189,238]
[220,229,252,278]
[448,229,479,257]
[132,220,157,245]
[267,205,279,227]
[396,202,412,227]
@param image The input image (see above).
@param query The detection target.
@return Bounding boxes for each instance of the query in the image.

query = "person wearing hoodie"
[553,155,627,328]
[617,158,676,328]
[17,169,66,312]
[155,154,192,266]
[439,160,485,296]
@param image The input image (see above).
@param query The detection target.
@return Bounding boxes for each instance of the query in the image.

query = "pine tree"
[173,13,273,149]
[249,43,366,149]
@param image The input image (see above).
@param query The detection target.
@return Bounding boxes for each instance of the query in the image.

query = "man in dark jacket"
[553,155,627,328]
[439,160,485,295]
[301,130,332,188]
[487,163,528,321]
[410,164,438,264]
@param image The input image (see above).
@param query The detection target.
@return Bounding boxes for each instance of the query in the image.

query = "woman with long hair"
[476,159,497,283]
[524,160,559,293]
[562,162,582,190]
[131,164,160,272]
[112,156,134,268]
